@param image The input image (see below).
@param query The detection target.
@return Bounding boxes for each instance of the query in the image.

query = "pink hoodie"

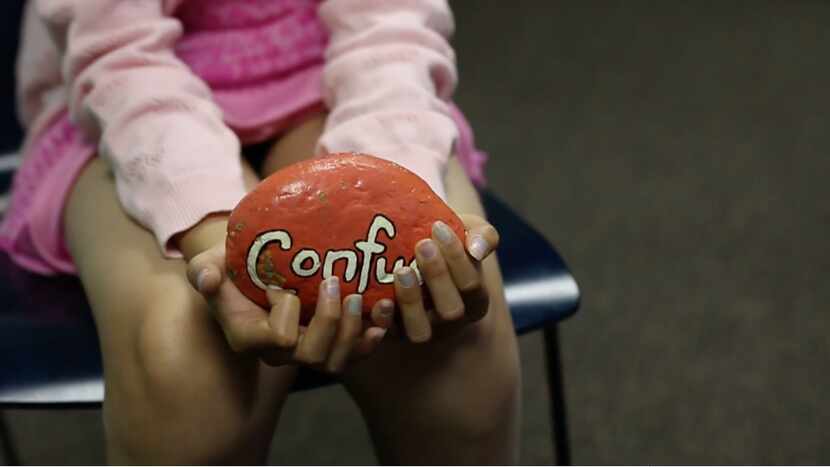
[8,0,481,270]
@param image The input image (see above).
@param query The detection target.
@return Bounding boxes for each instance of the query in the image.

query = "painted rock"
[226,152,466,321]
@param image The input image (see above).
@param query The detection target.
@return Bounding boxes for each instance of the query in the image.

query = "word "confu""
[246,214,419,293]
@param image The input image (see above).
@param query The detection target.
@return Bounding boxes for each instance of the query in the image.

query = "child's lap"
[62,111,516,432]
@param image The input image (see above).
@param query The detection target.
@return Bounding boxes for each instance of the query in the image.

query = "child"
[4,0,521,463]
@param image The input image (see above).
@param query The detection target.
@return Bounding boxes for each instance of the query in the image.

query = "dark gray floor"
[3,0,829,464]
[458,1,830,463]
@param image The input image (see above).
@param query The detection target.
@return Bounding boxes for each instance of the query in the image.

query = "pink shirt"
[17,0,462,258]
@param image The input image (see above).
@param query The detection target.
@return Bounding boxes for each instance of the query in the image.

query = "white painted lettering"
[246,215,416,292]
[355,215,395,293]
[292,249,322,277]
[323,250,358,282]
[247,230,291,290]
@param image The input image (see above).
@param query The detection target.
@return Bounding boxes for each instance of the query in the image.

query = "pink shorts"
[0,0,487,276]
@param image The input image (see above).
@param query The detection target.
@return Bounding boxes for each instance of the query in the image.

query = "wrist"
[175,213,229,261]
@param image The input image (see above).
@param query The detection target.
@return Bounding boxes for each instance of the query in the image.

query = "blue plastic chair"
[0,2,580,463]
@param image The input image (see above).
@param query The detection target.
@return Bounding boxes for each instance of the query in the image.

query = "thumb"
[187,243,226,295]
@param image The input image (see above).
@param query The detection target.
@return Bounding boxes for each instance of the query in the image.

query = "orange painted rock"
[226,153,466,321]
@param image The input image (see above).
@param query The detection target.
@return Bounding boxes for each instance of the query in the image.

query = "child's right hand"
[186,243,391,374]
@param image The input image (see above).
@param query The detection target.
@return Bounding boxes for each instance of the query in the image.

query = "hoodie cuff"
[144,175,249,258]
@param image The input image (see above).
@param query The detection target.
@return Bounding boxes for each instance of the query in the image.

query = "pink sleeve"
[36,0,249,257]
[316,0,459,200]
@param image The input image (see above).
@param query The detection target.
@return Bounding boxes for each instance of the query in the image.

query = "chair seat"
[0,190,579,406]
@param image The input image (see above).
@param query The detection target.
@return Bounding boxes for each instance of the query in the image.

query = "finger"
[267,289,300,350]
[415,239,465,321]
[458,215,500,262]
[186,244,226,295]
[394,267,432,343]
[259,291,301,367]
[351,327,388,359]
[213,280,274,353]
[325,294,364,373]
[294,276,341,365]
[432,220,481,294]
[458,213,491,230]
[370,299,396,330]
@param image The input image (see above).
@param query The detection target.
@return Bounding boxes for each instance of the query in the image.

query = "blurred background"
[2,0,829,464]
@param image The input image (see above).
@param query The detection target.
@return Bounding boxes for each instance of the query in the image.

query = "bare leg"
[262,114,523,465]
[64,158,297,463]
[343,161,522,465]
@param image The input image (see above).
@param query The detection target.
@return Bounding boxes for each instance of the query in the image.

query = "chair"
[0,2,580,464]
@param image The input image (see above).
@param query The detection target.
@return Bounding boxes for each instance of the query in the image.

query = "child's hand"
[186,244,391,374]
[391,215,500,343]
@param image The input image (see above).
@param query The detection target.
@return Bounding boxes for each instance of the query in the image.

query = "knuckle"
[274,332,298,349]
[458,277,482,293]
[316,310,341,326]
[444,244,469,262]
[398,293,423,307]
[422,261,450,280]
[441,303,465,320]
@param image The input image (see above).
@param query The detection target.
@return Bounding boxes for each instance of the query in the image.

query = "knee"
[135,294,228,404]
[105,283,258,462]
[135,281,219,381]
[440,305,522,442]
[457,343,522,442]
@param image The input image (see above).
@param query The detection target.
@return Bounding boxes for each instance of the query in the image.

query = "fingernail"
[196,269,209,292]
[417,239,438,259]
[325,276,340,297]
[396,267,417,288]
[348,295,363,315]
[379,300,394,317]
[468,235,489,261]
[432,221,454,244]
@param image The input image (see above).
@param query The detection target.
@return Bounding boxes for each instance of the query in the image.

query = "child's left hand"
[374,215,500,343]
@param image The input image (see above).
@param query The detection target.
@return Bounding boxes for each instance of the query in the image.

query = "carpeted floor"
[3,1,829,464]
